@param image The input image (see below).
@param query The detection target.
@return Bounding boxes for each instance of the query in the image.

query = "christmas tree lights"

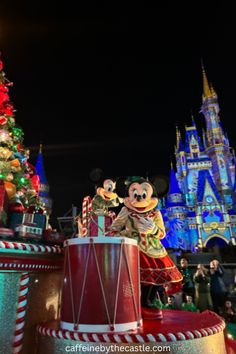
[0,54,43,213]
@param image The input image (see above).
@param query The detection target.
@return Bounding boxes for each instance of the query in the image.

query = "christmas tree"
[0,54,42,216]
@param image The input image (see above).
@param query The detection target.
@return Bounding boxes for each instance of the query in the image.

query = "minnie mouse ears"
[115,175,169,198]
[150,175,169,197]
[115,177,128,198]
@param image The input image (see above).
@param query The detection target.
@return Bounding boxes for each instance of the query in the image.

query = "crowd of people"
[148,257,236,323]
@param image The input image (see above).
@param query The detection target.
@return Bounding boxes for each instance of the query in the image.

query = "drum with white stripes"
[60,237,142,333]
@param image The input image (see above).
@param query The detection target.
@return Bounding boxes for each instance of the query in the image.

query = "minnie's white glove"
[137,217,158,234]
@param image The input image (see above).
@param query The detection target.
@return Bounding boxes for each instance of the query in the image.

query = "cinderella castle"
[161,66,236,252]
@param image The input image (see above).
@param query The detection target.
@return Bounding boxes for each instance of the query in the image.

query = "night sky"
[0,2,235,225]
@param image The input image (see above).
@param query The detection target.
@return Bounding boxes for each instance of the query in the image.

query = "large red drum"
[60,237,142,333]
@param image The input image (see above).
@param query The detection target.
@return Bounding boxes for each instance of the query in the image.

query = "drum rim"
[64,236,138,246]
[60,320,141,333]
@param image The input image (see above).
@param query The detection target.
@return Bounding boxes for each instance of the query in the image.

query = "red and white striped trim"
[12,272,30,353]
[0,261,61,271]
[0,227,14,236]
[82,196,92,235]
[37,319,225,343]
[0,240,62,254]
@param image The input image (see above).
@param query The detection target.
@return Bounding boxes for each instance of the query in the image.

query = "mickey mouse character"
[110,177,182,319]
[92,178,119,212]
[77,169,120,237]
[89,168,120,213]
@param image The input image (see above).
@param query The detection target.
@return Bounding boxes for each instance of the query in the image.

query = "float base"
[37,310,227,354]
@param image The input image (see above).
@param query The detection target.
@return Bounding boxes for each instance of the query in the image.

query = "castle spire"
[210,82,217,97]
[201,61,212,99]
[176,125,179,136]
[36,144,47,184]
[176,126,180,150]
[35,144,52,214]
[191,112,196,127]
[200,62,233,196]
[176,126,184,152]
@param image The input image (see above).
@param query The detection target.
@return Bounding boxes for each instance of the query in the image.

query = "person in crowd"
[179,258,195,302]
[171,291,182,309]
[193,263,213,312]
[181,295,198,312]
[164,295,177,310]
[209,259,227,314]
[220,299,236,323]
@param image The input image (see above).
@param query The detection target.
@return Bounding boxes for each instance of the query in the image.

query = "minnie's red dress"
[111,207,182,295]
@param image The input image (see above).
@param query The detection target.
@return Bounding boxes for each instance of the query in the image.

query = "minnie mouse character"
[110,177,182,319]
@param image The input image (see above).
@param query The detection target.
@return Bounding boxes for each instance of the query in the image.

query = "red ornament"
[0,92,9,105]
[9,203,25,213]
[37,207,45,214]
[0,84,8,93]
[26,162,36,177]
[0,116,7,125]
[27,205,36,214]
[27,204,44,214]
[0,60,3,71]
[32,175,40,193]
[6,81,13,87]
[3,103,14,116]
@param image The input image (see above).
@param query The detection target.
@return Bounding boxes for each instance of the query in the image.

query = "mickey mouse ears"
[89,168,104,183]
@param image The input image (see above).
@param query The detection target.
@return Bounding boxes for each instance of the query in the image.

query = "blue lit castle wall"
[35,144,52,214]
[161,165,193,251]
[161,66,236,251]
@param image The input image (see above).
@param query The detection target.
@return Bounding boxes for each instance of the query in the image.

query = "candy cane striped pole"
[82,196,92,235]
[12,272,30,354]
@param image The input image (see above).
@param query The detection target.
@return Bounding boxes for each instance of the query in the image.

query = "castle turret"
[184,119,204,159]
[164,164,190,250]
[166,163,185,206]
[175,116,212,206]
[175,127,187,181]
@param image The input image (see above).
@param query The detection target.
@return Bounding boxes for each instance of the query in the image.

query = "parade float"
[36,176,227,354]
[0,55,229,353]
